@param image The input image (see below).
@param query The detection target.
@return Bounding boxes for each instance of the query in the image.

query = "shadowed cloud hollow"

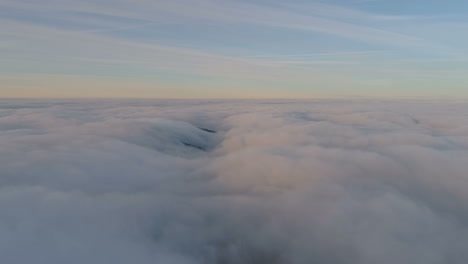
[0,99,468,264]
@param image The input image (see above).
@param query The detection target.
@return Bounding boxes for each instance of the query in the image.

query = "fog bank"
[1,99,468,264]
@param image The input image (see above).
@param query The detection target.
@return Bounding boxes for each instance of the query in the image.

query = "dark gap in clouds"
[198,127,217,134]
[183,142,207,151]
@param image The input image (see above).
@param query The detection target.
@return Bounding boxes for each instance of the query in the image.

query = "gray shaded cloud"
[0,99,468,264]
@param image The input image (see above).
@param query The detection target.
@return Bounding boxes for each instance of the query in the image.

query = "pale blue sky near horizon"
[1,0,467,98]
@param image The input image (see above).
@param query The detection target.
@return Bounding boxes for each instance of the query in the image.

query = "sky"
[1,0,468,98]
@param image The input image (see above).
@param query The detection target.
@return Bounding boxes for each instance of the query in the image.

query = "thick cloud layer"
[1,99,468,264]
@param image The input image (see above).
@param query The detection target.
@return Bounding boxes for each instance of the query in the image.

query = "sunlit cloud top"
[1,0,468,98]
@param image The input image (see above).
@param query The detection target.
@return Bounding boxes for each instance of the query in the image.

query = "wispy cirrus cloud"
[0,0,444,49]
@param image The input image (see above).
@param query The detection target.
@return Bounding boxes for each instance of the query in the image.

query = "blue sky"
[1,0,467,98]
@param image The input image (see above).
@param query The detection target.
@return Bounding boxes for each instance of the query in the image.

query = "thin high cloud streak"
[0,0,443,49]
[1,99,468,264]
[0,20,310,77]
[0,0,459,59]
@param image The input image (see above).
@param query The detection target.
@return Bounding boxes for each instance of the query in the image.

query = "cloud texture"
[1,99,468,263]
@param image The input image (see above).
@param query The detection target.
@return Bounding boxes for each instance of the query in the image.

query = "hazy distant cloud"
[0,99,468,263]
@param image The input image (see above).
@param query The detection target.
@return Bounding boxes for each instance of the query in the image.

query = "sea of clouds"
[1,98,468,264]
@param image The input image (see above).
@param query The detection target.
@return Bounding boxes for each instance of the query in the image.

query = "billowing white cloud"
[0,99,468,264]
